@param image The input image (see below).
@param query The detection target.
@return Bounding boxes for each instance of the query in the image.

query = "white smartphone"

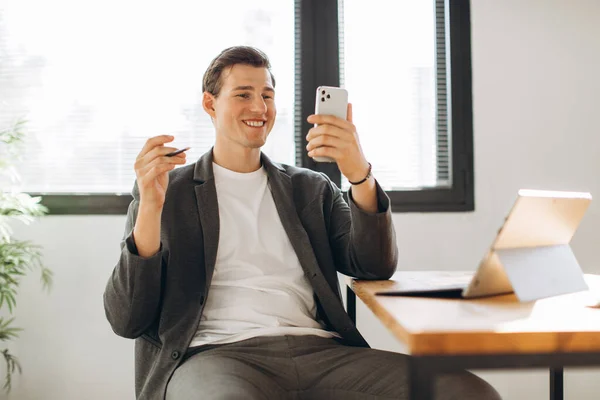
[312,86,348,162]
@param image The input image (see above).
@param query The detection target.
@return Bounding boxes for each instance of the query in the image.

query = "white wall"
[4,0,600,398]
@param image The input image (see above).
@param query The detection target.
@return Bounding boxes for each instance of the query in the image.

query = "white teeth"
[244,120,265,127]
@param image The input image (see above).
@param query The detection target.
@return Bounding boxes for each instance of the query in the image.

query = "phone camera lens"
[321,97,325,102]
[326,94,330,99]
[321,90,326,95]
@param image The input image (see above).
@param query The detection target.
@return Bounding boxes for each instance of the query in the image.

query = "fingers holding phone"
[134,135,189,210]
[307,91,371,184]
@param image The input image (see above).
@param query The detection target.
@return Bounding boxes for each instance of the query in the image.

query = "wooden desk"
[345,271,600,400]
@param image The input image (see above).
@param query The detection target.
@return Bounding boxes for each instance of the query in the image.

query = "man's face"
[204,64,276,150]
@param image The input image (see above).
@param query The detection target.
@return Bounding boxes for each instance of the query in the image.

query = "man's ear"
[202,92,216,119]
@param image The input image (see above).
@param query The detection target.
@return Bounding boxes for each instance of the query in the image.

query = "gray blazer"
[104,150,398,400]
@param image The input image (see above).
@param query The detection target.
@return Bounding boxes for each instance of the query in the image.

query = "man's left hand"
[306,103,370,183]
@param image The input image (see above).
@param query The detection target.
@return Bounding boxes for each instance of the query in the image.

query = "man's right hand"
[134,135,187,211]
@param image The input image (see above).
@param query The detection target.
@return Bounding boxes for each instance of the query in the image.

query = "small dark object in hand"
[165,147,190,157]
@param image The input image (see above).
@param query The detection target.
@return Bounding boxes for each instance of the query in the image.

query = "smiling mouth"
[243,120,265,127]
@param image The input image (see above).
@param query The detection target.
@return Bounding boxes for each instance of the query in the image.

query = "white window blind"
[339,0,451,191]
[0,0,295,194]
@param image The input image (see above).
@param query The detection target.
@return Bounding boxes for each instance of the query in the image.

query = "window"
[340,0,443,191]
[298,0,474,212]
[1,0,473,214]
[0,0,295,212]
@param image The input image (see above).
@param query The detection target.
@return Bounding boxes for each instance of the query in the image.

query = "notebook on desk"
[378,189,592,301]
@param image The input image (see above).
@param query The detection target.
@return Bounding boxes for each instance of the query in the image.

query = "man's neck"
[212,142,262,173]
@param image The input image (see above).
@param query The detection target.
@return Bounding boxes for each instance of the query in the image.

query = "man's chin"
[245,139,266,149]
[243,132,268,148]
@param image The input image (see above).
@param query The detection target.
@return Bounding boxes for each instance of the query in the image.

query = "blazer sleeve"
[325,175,398,280]
[103,182,167,339]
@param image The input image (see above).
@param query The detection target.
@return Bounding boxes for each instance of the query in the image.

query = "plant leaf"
[1,348,22,392]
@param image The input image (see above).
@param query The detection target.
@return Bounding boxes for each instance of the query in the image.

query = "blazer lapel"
[193,150,220,289]
[262,154,365,345]
[261,154,321,279]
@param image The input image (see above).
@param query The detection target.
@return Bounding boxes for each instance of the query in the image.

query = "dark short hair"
[202,46,276,97]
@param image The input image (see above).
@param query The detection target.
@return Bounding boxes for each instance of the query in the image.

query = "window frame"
[299,0,474,213]
[30,0,474,215]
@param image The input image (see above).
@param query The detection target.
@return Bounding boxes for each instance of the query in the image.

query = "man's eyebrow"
[232,85,275,93]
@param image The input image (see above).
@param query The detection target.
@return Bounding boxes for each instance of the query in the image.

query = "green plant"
[0,119,52,392]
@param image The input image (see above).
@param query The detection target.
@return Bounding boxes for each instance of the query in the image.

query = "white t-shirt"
[189,163,337,347]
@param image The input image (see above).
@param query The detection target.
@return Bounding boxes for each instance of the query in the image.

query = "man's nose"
[250,96,267,113]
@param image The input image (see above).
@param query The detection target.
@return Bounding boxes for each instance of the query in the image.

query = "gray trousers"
[166,335,501,400]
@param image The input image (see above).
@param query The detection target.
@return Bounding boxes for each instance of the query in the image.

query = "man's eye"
[237,93,250,99]
[262,95,273,100]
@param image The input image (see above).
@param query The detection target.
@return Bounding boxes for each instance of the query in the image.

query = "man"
[104,46,501,400]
